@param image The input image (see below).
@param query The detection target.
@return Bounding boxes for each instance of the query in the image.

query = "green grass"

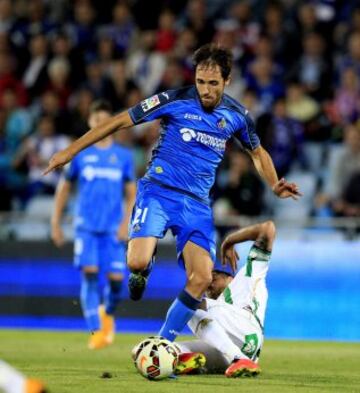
[0,329,359,393]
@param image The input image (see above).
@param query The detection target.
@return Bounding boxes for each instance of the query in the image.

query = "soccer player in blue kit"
[51,100,136,349]
[45,44,301,351]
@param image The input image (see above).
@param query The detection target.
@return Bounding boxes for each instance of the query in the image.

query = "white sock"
[188,309,247,363]
[0,360,26,393]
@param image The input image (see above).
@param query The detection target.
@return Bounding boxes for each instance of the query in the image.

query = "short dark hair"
[193,43,233,80]
[89,100,112,114]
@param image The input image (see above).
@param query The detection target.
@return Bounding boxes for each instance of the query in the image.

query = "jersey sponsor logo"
[82,165,122,181]
[184,113,202,121]
[141,95,160,112]
[180,128,196,142]
[179,127,226,151]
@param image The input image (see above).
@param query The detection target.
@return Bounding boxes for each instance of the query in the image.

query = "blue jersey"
[65,143,135,233]
[129,86,260,202]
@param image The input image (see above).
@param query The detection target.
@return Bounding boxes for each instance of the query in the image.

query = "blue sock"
[104,279,123,315]
[158,289,201,341]
[80,272,100,333]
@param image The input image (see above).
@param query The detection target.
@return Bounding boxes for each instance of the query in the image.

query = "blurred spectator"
[98,1,137,56]
[66,0,96,51]
[109,59,138,111]
[257,97,305,178]
[288,32,332,100]
[68,87,94,137]
[227,0,259,58]
[22,34,48,97]
[0,53,27,106]
[157,58,185,92]
[261,2,297,66]
[2,87,32,154]
[126,30,166,96]
[0,0,14,34]
[317,123,360,217]
[336,32,360,81]
[285,81,320,124]
[217,150,264,216]
[245,56,284,111]
[11,0,56,47]
[182,0,215,46]
[51,32,84,86]
[46,57,71,108]
[333,67,360,125]
[82,58,116,103]
[173,28,197,83]
[155,9,177,53]
[97,35,117,77]
[13,115,70,196]
[32,90,71,135]
[0,106,13,210]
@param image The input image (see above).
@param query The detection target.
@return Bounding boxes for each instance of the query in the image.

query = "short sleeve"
[63,155,79,182]
[128,90,175,125]
[123,151,136,183]
[233,112,260,151]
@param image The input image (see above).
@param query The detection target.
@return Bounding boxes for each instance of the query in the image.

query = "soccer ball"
[132,336,179,380]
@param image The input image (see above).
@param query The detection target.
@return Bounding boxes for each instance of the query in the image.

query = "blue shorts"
[74,229,126,274]
[128,179,216,265]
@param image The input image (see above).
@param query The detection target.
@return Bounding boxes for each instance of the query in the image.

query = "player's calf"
[127,252,156,301]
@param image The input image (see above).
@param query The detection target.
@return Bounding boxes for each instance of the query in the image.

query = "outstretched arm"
[221,221,276,271]
[44,110,134,174]
[248,145,302,200]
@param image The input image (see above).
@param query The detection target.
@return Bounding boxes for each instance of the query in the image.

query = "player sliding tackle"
[44,44,301,346]
[176,220,275,377]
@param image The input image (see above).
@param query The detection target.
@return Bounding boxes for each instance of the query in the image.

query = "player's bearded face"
[195,64,229,110]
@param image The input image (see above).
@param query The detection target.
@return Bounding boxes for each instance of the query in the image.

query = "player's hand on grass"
[51,224,65,247]
[43,148,74,175]
[117,221,128,241]
[272,178,302,200]
[221,241,239,273]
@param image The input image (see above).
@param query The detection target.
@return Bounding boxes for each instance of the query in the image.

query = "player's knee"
[262,220,276,240]
[82,266,98,275]
[127,254,150,272]
[189,271,213,292]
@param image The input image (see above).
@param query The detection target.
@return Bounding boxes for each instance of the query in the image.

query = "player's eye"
[197,79,205,84]
[209,81,219,86]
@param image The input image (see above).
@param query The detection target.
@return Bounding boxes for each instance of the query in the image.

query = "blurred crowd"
[0,0,360,221]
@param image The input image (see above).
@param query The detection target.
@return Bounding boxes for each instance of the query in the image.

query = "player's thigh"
[74,230,99,271]
[175,198,216,271]
[128,183,170,242]
[100,233,126,277]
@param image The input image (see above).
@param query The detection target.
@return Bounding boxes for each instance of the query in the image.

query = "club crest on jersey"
[217,117,227,129]
[141,95,160,112]
[109,154,118,164]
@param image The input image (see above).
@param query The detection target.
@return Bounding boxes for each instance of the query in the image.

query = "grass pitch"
[0,329,359,393]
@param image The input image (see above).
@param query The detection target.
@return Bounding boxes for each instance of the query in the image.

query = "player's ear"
[224,75,231,86]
